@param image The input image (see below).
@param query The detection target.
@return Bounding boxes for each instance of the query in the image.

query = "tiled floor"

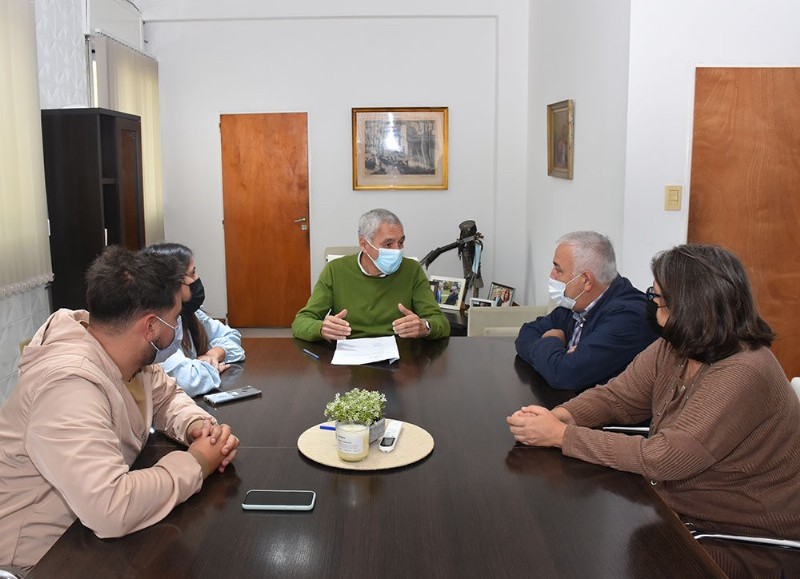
[237,327,293,338]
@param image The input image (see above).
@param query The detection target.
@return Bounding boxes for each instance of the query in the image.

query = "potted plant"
[324,388,387,462]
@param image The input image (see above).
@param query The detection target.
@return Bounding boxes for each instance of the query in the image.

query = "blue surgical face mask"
[367,239,403,275]
[547,274,585,311]
[151,315,183,364]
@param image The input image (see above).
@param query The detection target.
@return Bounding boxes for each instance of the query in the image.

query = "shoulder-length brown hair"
[650,244,773,364]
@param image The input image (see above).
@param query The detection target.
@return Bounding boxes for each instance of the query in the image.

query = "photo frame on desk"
[488,282,515,307]
[469,297,495,308]
[547,99,574,179]
[429,275,466,311]
[352,107,448,190]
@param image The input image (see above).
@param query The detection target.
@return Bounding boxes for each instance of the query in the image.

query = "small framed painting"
[547,99,574,179]
[430,275,466,311]
[352,107,448,190]
[488,282,515,307]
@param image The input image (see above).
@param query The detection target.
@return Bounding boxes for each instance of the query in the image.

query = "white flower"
[324,387,386,426]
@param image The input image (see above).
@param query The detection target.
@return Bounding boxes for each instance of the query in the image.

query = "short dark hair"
[650,243,773,364]
[86,246,183,330]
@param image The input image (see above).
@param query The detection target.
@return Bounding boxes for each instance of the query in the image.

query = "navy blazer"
[515,276,657,391]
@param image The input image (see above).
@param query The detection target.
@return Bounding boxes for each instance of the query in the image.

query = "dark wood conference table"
[28,337,725,579]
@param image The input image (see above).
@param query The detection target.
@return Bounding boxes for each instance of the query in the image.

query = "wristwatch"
[422,319,432,337]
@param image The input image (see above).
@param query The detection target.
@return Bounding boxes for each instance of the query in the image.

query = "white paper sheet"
[331,336,400,366]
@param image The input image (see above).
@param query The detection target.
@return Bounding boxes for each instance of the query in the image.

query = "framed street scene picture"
[352,107,448,190]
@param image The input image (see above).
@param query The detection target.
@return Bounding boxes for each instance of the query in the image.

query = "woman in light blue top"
[143,243,245,396]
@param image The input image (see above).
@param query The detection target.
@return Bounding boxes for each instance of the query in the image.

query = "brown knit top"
[560,339,800,539]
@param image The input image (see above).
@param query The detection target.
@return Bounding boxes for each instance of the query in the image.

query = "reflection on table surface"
[29,337,734,578]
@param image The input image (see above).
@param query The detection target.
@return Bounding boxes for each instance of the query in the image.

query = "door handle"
[294,217,308,231]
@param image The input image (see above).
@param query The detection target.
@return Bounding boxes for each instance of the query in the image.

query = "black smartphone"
[241,490,316,511]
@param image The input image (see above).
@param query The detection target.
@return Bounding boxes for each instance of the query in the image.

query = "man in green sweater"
[292,208,449,341]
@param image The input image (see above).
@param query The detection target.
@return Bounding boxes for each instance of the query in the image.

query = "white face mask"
[547,274,585,311]
[151,315,183,364]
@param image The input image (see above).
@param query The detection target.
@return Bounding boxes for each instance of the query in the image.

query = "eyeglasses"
[645,286,663,302]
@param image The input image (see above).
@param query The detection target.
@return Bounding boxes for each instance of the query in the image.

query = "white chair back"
[324,245,360,262]
[791,377,800,400]
[467,305,548,337]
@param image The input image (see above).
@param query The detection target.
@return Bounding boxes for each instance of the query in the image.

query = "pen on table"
[319,424,336,431]
[302,348,320,360]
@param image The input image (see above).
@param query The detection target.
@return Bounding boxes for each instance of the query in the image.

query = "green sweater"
[291,254,450,341]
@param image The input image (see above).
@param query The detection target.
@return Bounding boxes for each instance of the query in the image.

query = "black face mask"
[645,299,663,338]
[183,278,205,315]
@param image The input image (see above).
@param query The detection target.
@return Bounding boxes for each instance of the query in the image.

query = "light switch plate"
[664,185,682,211]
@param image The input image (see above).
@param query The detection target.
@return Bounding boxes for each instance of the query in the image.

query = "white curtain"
[89,32,165,243]
[0,0,54,298]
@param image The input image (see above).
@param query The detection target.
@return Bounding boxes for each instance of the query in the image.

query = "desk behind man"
[516,231,657,390]
[292,208,449,342]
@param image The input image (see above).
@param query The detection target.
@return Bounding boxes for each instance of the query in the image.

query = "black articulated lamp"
[420,220,484,299]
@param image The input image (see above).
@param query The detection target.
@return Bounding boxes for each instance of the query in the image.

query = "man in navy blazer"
[515,231,657,391]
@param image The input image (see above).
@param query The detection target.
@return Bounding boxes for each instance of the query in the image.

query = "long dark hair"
[142,242,210,356]
[650,243,773,364]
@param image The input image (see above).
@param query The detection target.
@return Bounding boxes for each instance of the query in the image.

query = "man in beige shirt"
[0,246,241,571]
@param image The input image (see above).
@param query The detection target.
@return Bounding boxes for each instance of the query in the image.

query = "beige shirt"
[0,310,211,569]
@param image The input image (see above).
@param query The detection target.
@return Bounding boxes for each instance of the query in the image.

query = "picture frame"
[488,282,515,307]
[429,275,466,311]
[469,297,496,308]
[547,99,574,179]
[352,107,448,190]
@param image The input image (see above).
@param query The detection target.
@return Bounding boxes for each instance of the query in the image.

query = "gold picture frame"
[352,107,448,190]
[547,99,574,179]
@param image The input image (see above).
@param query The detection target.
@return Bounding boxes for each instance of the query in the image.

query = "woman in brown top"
[507,244,800,546]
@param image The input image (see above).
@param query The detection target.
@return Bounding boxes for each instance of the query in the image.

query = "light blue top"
[160,309,245,397]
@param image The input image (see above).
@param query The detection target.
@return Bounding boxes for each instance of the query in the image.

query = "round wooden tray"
[297,419,434,471]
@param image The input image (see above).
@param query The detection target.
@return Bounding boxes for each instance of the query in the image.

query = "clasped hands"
[506,405,571,448]
[320,303,428,341]
[187,418,240,478]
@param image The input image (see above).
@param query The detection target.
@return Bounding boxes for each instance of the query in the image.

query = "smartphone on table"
[242,490,316,511]
[203,385,261,405]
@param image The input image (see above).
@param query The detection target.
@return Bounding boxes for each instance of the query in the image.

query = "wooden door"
[689,67,800,378]
[221,113,311,327]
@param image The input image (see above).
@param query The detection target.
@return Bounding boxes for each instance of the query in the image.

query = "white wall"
[622,0,800,289]
[36,0,88,108]
[526,0,631,305]
[141,0,529,319]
